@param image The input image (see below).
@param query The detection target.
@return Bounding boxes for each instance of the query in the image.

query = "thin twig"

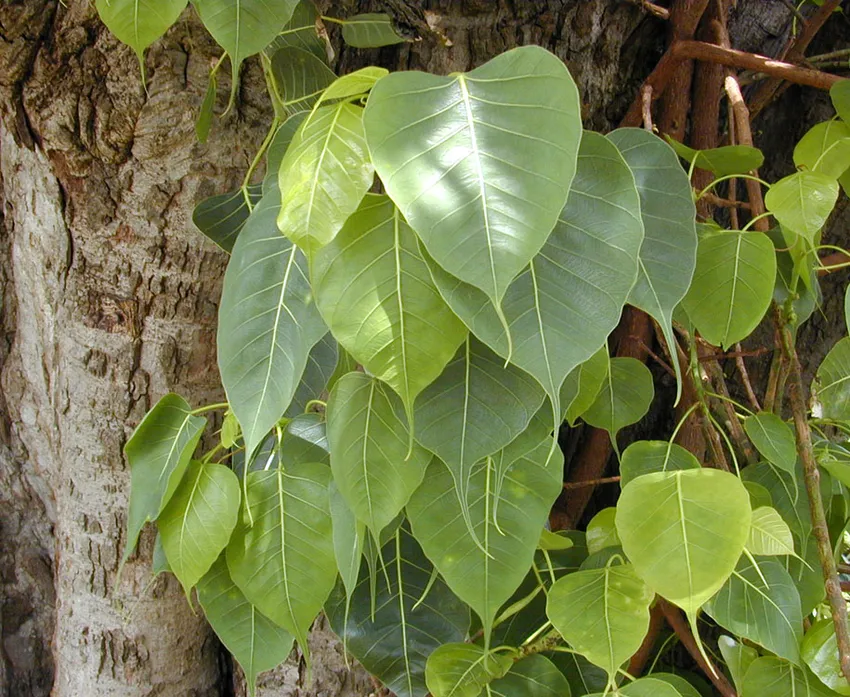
[704,358,757,465]
[735,343,762,412]
[779,0,808,26]
[562,476,621,490]
[701,192,752,210]
[627,0,671,20]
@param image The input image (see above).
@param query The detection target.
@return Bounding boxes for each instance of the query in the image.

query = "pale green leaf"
[328,482,364,600]
[747,506,796,556]
[341,13,407,47]
[312,194,467,422]
[831,79,850,124]
[681,230,776,349]
[264,111,308,195]
[616,469,752,615]
[159,461,241,594]
[619,440,700,488]
[666,137,764,176]
[539,529,575,551]
[217,190,327,460]
[270,46,336,113]
[744,412,797,476]
[582,357,654,443]
[315,67,388,106]
[563,346,609,426]
[425,644,514,697]
[802,619,850,695]
[547,563,653,681]
[365,45,582,316]
[192,185,262,253]
[585,507,620,555]
[718,635,759,694]
[326,372,430,539]
[587,677,683,697]
[741,656,839,697]
[197,555,293,696]
[765,171,839,243]
[488,655,572,697]
[276,102,373,254]
[226,465,335,664]
[123,393,206,561]
[794,120,850,179]
[814,337,850,421]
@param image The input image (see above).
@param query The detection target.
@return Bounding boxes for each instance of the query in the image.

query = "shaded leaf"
[667,137,764,176]
[267,0,328,62]
[196,69,217,143]
[488,655,572,697]
[587,677,683,697]
[341,13,406,47]
[741,656,839,697]
[585,507,620,555]
[264,111,308,195]
[744,412,797,476]
[328,482,364,600]
[582,357,654,444]
[425,644,514,697]
[718,635,759,694]
[285,332,337,418]
[280,413,329,466]
[652,674,702,697]
[269,46,335,113]
[814,337,850,421]
[619,440,700,488]
[563,346,609,426]
[192,185,262,253]
[832,79,850,123]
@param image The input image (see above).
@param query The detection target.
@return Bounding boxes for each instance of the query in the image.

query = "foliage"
[98,3,850,696]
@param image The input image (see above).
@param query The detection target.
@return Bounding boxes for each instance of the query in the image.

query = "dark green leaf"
[285,332,336,418]
[192,185,262,253]
[196,69,217,143]
[801,619,850,695]
[488,655,572,697]
[267,0,328,62]
[425,644,514,697]
[563,347,609,426]
[832,79,850,124]
[745,412,797,476]
[341,13,407,47]
[741,656,839,697]
[264,111,308,195]
[269,46,335,113]
[718,635,758,694]
[814,337,850,421]
[328,482,363,600]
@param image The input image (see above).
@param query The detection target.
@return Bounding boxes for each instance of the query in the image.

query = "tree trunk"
[0,1,846,695]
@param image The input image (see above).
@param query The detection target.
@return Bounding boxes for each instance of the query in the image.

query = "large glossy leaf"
[326,526,470,697]
[193,185,263,254]
[488,655,572,697]
[158,461,241,594]
[802,620,850,695]
[425,131,643,421]
[276,102,373,254]
[341,13,406,47]
[582,357,654,444]
[765,171,839,243]
[425,644,514,697]
[326,372,430,539]
[217,190,327,460]
[616,469,752,615]
[619,440,699,488]
[548,651,609,696]
[705,556,803,664]
[747,506,796,556]
[226,465,335,663]
[407,434,563,636]
[794,120,850,179]
[95,0,187,78]
[123,393,206,561]
[681,230,776,349]
[744,412,797,476]
[364,45,582,319]
[269,46,335,113]
[547,563,653,681]
[194,0,299,104]
[312,194,467,422]
[197,555,293,695]
[741,656,839,697]
[814,337,850,421]
[607,127,697,400]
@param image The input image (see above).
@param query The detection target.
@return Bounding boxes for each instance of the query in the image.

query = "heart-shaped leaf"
[267,0,328,62]
[741,656,838,697]
[341,13,406,47]
[666,137,764,176]
[582,357,654,445]
[425,644,514,697]
[619,440,700,488]
[794,120,850,179]
[744,412,797,476]
[269,46,336,113]
[488,655,572,697]
[585,507,620,556]
[765,171,839,244]
[747,506,796,556]
[193,185,262,254]
[562,346,609,426]
[587,677,684,697]
[814,337,850,421]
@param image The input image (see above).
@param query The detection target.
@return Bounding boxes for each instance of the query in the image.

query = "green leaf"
[312,194,467,423]
[744,412,797,476]
[741,656,839,697]
[425,644,514,697]
[285,332,336,418]
[765,171,839,243]
[407,434,563,637]
[326,526,470,697]
[831,79,850,124]
[616,469,752,615]
[280,413,329,466]
[705,556,803,664]
[196,69,217,143]
[424,130,642,422]
[619,440,700,488]
[747,506,797,556]
[198,555,293,696]
[652,674,702,697]
[563,346,609,426]
[226,465,335,664]
[192,185,262,253]
[488,655,572,697]
[159,461,241,594]
[718,635,759,694]
[123,393,206,561]
[585,507,620,555]
[328,482,364,600]
[794,121,850,179]
[264,111,307,195]
[666,137,765,176]
[607,128,697,402]
[587,677,684,697]
[846,285,850,335]
[745,480,774,509]
[316,67,388,106]
[547,563,653,681]
[326,372,430,540]
[582,357,654,444]
[217,190,327,460]
[341,13,407,47]
[548,651,609,696]
[276,102,373,254]
[152,532,171,576]
[814,337,850,421]
[267,0,328,63]
[269,46,336,113]
[539,529,575,551]
[802,620,850,695]
[193,0,298,106]
[365,45,582,319]
[682,230,776,349]
[95,0,187,80]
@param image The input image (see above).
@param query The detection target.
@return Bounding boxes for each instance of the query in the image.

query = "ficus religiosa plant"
[97,1,850,696]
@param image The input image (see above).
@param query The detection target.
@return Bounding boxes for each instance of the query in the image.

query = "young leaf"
[425,644,514,697]
[407,435,563,637]
[284,332,336,418]
[193,0,299,106]
[619,440,700,488]
[765,171,839,243]
[744,412,797,476]
[158,461,241,594]
[217,190,327,461]
[423,130,642,425]
[197,555,294,696]
[340,13,407,47]
[315,66,388,105]
[681,230,776,349]
[616,469,752,615]
[264,111,308,195]
[607,128,697,402]
[326,372,430,540]
[328,482,364,600]
[325,526,470,697]
[312,194,467,424]
[225,465,335,666]
[95,0,188,80]
[582,357,654,444]
[547,563,654,681]
[192,185,262,253]
[705,556,803,664]
[364,45,582,319]
[793,120,850,179]
[123,393,206,561]
[813,337,850,421]
[276,102,373,254]
[831,79,850,123]
[488,655,571,697]
[563,346,609,425]
[587,677,683,697]
[585,507,620,555]
[741,656,838,697]
[801,619,850,695]
[269,46,336,113]
[718,635,758,694]
[666,137,764,176]
[747,506,796,556]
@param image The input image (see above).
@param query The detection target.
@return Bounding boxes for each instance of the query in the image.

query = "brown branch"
[701,192,752,210]
[641,84,654,131]
[627,0,671,20]
[735,343,762,412]
[628,603,665,677]
[704,358,757,465]
[819,250,850,274]
[658,599,738,697]
[562,476,621,490]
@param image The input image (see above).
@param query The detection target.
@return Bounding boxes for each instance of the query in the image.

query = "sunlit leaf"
[488,655,572,697]
[425,644,514,697]
[831,79,850,124]
[794,120,850,179]
[741,656,838,697]
[765,171,839,244]
[802,619,850,695]
[585,507,620,555]
[666,137,764,176]
[341,13,407,47]
[747,506,796,556]
[582,357,654,444]
[652,674,702,697]
[264,111,308,195]
[587,677,683,697]
[328,482,363,600]
[744,412,797,476]
[814,337,850,421]
[562,346,609,426]
[192,185,262,253]
[619,440,699,488]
